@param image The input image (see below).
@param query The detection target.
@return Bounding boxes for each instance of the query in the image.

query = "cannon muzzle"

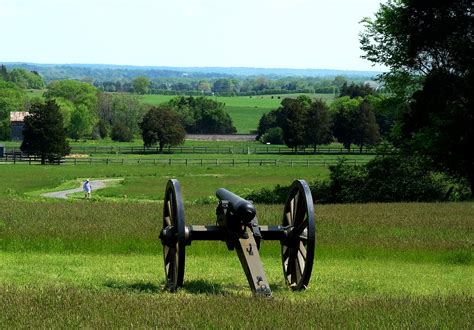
[216,188,256,224]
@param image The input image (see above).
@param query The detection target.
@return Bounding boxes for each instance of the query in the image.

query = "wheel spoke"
[299,242,307,261]
[292,192,299,224]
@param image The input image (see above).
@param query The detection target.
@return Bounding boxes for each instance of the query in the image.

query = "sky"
[0,0,386,71]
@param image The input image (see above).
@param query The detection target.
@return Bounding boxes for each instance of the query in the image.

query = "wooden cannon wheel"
[161,179,186,291]
[281,180,315,290]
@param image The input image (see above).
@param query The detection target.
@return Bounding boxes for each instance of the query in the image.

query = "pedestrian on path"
[83,179,92,199]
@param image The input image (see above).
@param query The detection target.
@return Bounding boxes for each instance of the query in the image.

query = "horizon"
[0,0,386,72]
[2,61,383,73]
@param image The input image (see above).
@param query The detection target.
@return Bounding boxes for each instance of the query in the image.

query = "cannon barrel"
[216,188,256,224]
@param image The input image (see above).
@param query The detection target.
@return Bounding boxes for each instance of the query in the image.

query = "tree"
[279,96,310,150]
[331,97,360,150]
[139,105,185,152]
[44,80,98,111]
[69,105,95,141]
[20,100,70,164]
[132,76,150,95]
[9,68,45,89]
[305,99,333,152]
[339,82,375,98]
[0,80,27,140]
[353,99,380,152]
[331,97,380,151]
[111,122,133,142]
[169,96,236,134]
[360,0,474,195]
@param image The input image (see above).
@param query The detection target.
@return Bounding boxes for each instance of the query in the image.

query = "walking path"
[42,179,123,199]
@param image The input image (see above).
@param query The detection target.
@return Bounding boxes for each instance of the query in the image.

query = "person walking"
[83,179,92,199]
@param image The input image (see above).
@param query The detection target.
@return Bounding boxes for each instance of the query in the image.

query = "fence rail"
[0,155,370,167]
[4,145,390,155]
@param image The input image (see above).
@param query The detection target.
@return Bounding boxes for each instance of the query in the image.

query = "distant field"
[141,93,335,133]
[23,91,334,133]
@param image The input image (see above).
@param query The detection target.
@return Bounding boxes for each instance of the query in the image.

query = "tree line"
[257,83,384,153]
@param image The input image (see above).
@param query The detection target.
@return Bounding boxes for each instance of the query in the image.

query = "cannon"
[159,179,315,297]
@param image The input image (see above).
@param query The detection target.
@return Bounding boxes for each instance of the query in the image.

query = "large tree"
[139,105,185,152]
[21,100,70,164]
[360,0,474,194]
[279,96,310,150]
[132,76,150,95]
[305,99,333,152]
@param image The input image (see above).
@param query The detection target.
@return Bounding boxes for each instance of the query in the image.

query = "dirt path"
[42,179,123,199]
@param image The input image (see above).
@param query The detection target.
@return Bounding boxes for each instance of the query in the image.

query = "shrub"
[111,123,133,142]
[260,127,284,144]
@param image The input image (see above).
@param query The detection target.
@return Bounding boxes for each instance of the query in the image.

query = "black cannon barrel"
[216,188,256,223]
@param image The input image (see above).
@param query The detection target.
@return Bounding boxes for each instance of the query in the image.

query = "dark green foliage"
[20,100,70,164]
[339,82,375,98]
[305,99,333,152]
[331,97,380,151]
[311,156,445,203]
[169,96,236,134]
[256,110,279,140]
[353,99,380,152]
[139,105,185,152]
[111,122,133,142]
[360,0,474,195]
[0,64,9,81]
[245,184,289,204]
[247,156,448,204]
[280,97,309,149]
[260,127,284,144]
[395,71,474,195]
[257,96,334,150]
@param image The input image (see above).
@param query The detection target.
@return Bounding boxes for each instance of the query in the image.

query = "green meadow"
[140,93,335,133]
[0,163,472,327]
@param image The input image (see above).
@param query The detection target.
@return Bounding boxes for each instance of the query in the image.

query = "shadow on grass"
[104,280,161,293]
[181,279,225,294]
[104,279,287,296]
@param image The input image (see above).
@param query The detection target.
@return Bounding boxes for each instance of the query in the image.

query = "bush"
[246,156,450,204]
[244,185,289,204]
[311,156,446,203]
[111,123,133,142]
[260,127,284,144]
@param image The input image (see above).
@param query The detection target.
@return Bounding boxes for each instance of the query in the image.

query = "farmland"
[25,91,334,134]
[140,93,335,133]
[0,164,472,327]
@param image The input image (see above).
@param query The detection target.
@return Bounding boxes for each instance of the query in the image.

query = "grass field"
[0,164,329,200]
[0,199,472,327]
[140,93,335,133]
[24,90,335,133]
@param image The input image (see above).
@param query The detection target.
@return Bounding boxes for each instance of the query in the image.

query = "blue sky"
[0,0,385,71]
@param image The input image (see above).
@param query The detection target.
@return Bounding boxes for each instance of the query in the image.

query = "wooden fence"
[0,156,369,167]
[5,145,387,155]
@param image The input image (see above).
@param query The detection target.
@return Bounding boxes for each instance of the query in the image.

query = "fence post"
[169,159,171,165]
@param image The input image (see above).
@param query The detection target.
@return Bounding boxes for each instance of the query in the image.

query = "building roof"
[10,112,30,122]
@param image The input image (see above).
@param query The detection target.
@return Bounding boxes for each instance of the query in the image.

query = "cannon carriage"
[159,179,316,297]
